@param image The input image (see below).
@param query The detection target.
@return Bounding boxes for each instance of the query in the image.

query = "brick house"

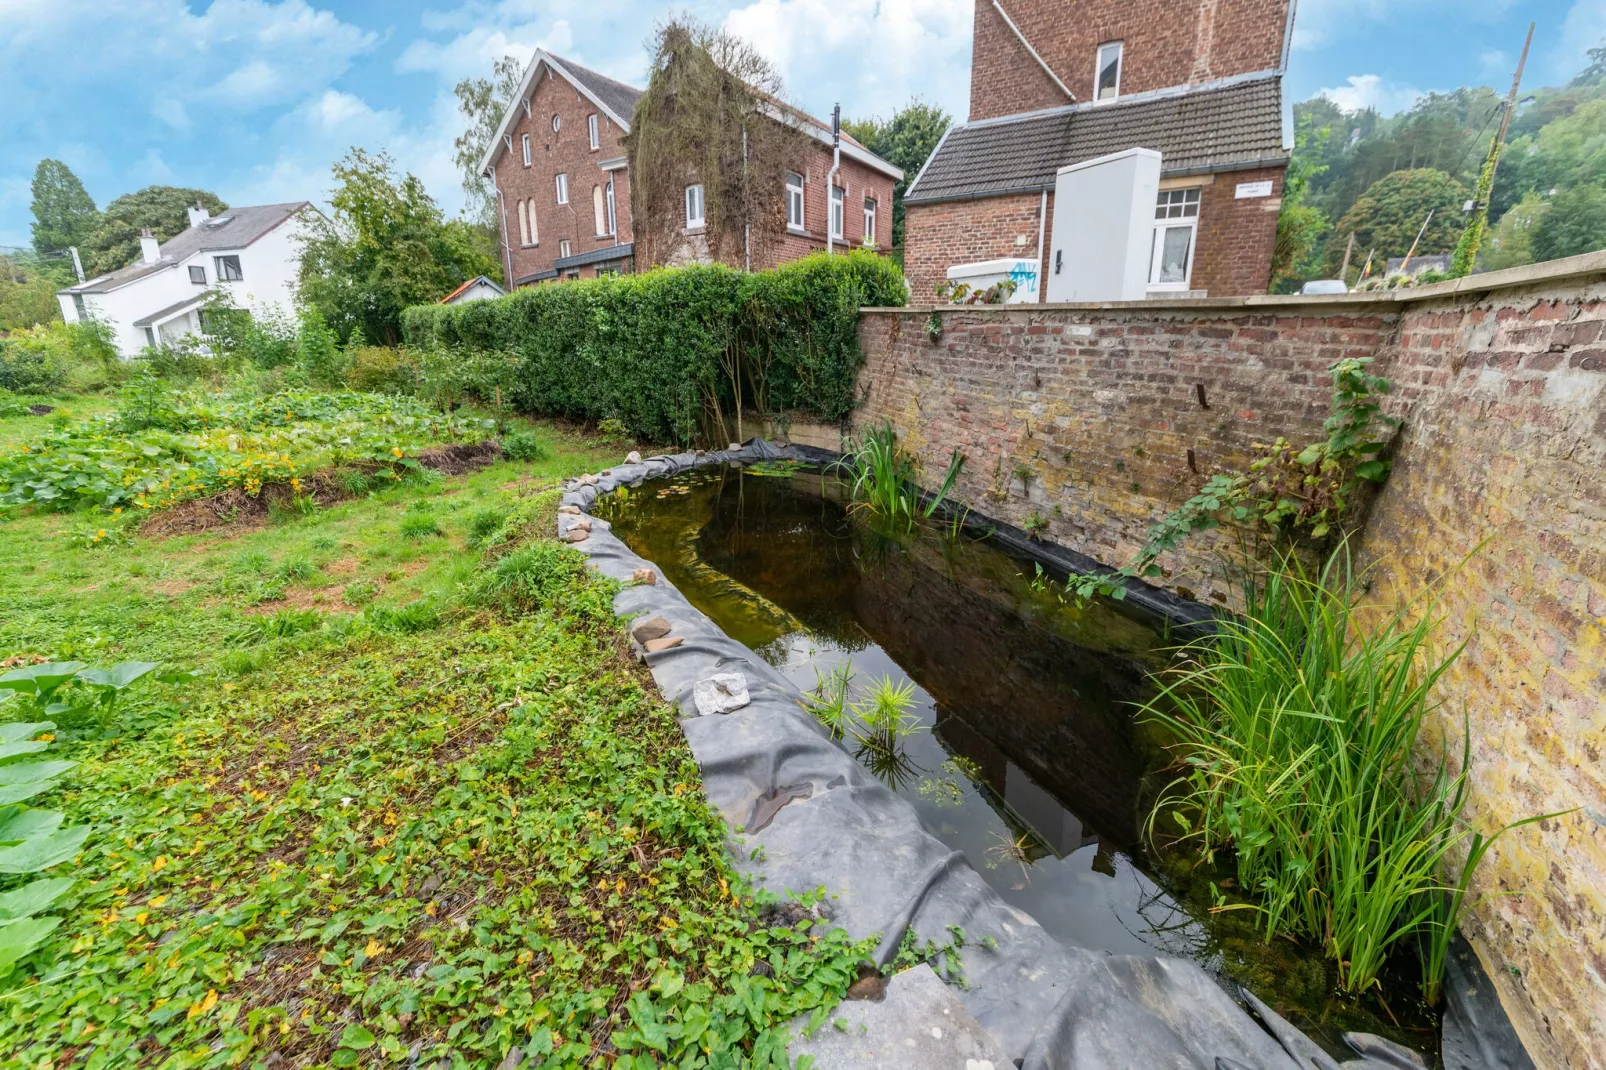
[903,0,1296,300]
[478,51,903,286]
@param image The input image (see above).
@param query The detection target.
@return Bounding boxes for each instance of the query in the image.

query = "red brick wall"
[904,167,1283,300]
[494,67,635,285]
[968,0,1290,122]
[750,145,898,270]
[851,265,1606,1067]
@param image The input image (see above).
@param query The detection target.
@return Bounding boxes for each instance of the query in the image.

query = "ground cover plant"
[0,380,494,514]
[0,400,870,1068]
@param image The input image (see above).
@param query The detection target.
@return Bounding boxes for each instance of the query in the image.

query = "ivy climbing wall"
[853,259,1606,1069]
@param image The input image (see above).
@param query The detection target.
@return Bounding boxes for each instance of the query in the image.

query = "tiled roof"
[554,242,635,272]
[906,75,1287,206]
[440,275,506,303]
[62,202,311,294]
[132,293,208,328]
[550,54,644,123]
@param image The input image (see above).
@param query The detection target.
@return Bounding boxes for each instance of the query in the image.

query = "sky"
[1,0,1600,250]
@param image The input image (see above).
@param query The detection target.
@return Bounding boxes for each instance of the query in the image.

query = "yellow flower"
[391,447,403,457]
[113,507,122,515]
[363,937,383,958]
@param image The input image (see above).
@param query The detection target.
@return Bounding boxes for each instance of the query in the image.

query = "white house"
[440,276,506,305]
[57,202,315,356]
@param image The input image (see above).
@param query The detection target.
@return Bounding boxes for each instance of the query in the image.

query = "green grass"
[1142,542,1551,1003]
[0,400,870,1067]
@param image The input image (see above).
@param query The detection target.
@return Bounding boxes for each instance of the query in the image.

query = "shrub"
[399,511,443,539]
[364,597,442,634]
[402,250,906,444]
[465,505,511,546]
[471,541,587,612]
[346,345,419,394]
[0,320,120,393]
[500,430,547,462]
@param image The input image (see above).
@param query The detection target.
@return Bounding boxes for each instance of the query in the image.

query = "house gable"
[478,51,644,176]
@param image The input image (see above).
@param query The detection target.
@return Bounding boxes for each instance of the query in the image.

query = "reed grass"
[840,423,963,534]
[1142,541,1552,1002]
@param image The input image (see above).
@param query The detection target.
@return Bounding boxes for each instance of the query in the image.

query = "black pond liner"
[557,439,1528,1070]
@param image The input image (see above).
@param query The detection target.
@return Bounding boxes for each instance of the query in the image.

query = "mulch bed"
[139,439,504,538]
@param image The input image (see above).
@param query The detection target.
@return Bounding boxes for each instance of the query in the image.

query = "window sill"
[786,226,810,237]
[684,224,707,235]
[520,243,538,249]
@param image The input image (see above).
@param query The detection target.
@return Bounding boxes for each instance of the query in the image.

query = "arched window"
[593,185,606,236]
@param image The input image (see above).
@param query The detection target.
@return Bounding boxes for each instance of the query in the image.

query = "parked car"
[1299,279,1349,295]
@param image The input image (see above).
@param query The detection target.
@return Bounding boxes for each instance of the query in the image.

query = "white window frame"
[593,184,607,236]
[606,178,617,236]
[1148,188,1200,290]
[555,173,568,205]
[551,114,561,133]
[521,133,532,166]
[1095,41,1123,103]
[588,114,599,150]
[863,197,877,246]
[785,172,805,231]
[829,185,845,241]
[685,183,705,228]
[558,239,572,259]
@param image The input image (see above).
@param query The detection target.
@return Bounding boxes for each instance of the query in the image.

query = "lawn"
[0,393,865,1069]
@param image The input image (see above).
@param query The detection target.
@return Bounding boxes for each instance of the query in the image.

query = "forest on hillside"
[1277,42,1606,290]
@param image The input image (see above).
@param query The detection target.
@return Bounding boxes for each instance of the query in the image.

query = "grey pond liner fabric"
[556,442,1433,1070]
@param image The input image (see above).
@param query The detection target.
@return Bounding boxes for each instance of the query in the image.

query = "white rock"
[626,450,642,464]
[693,673,750,716]
[579,473,599,486]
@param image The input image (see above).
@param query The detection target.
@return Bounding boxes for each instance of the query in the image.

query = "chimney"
[139,228,161,265]
[187,202,210,228]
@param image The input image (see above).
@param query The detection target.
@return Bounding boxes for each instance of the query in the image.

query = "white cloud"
[1479,50,1510,78]
[1293,0,1518,51]
[1316,73,1428,116]
[1552,0,1606,82]
[153,97,192,132]
[722,0,973,119]
[139,149,176,183]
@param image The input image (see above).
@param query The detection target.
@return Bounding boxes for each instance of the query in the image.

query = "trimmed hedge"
[400,250,905,443]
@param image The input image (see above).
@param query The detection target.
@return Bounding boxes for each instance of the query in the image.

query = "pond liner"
[557,440,1440,1070]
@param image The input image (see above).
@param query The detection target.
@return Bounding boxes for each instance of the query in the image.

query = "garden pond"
[593,462,1441,1062]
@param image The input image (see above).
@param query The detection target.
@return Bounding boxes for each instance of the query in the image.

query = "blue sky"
[2,0,1599,249]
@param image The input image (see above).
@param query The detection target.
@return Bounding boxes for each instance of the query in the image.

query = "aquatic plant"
[1142,542,1555,1001]
[849,675,922,762]
[984,830,1037,884]
[804,659,855,739]
[841,423,964,534]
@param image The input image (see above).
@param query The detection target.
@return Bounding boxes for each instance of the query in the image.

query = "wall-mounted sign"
[1235,180,1274,199]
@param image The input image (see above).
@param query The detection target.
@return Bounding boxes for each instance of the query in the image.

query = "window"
[588,114,600,150]
[1095,41,1123,102]
[863,197,877,245]
[829,185,845,240]
[521,133,532,166]
[685,183,705,228]
[1148,188,1201,289]
[605,179,616,236]
[785,172,805,230]
[188,265,206,285]
[551,114,561,133]
[593,185,607,236]
[527,200,539,245]
[517,200,529,245]
[214,255,243,281]
[555,173,568,204]
[558,239,572,259]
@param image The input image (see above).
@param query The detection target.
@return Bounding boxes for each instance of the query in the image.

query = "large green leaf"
[0,916,61,975]
[0,741,49,763]
[0,878,74,920]
[0,807,62,845]
[0,722,54,744]
[75,661,161,691]
[0,760,74,787]
[0,825,90,873]
[0,663,86,698]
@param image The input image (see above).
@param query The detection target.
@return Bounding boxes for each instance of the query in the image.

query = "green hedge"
[401,250,905,443]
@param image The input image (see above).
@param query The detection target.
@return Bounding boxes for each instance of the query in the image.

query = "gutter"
[904,155,1292,208]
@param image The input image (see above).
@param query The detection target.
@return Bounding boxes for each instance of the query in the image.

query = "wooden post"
[1338,232,1357,286]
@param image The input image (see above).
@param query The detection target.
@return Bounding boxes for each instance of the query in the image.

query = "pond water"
[594,463,1439,1061]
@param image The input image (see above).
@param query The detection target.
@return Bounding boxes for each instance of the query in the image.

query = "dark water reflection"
[596,465,1438,1059]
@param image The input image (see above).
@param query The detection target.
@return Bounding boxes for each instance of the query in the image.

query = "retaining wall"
[853,253,1606,1069]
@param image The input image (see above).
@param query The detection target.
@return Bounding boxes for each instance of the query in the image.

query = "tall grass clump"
[1143,542,1551,1003]
[841,423,963,534]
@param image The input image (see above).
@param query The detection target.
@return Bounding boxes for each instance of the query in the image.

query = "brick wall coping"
[865,249,1606,315]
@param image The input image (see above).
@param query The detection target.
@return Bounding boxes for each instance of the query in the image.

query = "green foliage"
[29,160,98,257]
[0,320,120,394]
[295,308,347,386]
[1141,544,1556,1002]
[1321,169,1469,276]
[1272,115,1333,288]
[1531,184,1606,262]
[843,100,952,251]
[398,510,443,539]
[839,422,963,534]
[470,542,590,613]
[1482,192,1549,270]
[1,390,493,513]
[403,251,906,444]
[0,252,66,331]
[81,187,229,277]
[452,55,525,231]
[804,658,855,739]
[500,430,548,462]
[297,150,499,346]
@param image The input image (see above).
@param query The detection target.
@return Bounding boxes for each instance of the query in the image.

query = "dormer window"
[588,114,600,150]
[1095,42,1122,102]
[522,133,532,166]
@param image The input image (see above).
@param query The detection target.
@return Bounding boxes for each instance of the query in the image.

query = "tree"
[1569,40,1606,88]
[1530,184,1606,262]
[625,19,815,270]
[1321,169,1469,276]
[83,186,229,276]
[0,252,65,330]
[29,160,99,257]
[1271,113,1333,289]
[453,55,525,230]
[1482,191,1549,270]
[843,100,951,252]
[296,149,498,345]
